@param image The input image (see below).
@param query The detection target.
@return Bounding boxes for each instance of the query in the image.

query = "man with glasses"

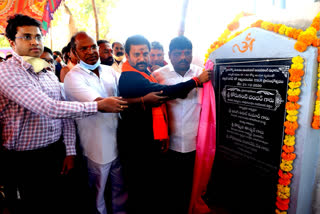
[0,14,127,214]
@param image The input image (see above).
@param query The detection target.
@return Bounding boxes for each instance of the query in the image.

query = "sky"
[106,0,318,66]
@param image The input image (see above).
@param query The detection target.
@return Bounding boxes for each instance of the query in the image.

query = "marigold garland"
[310,12,320,129]
[204,11,253,63]
[276,56,304,213]
[312,62,320,129]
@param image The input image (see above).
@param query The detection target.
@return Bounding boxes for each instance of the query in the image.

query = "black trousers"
[161,149,196,214]
[1,140,66,214]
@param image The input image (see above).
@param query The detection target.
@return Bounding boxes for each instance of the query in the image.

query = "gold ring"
[120,105,123,109]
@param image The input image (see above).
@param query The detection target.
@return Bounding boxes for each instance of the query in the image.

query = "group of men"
[0,14,212,214]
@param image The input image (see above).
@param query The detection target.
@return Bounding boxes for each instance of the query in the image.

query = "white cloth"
[87,157,127,214]
[64,64,119,164]
[153,64,203,153]
[112,60,124,73]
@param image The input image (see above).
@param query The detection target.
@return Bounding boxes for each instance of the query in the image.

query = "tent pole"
[178,0,190,36]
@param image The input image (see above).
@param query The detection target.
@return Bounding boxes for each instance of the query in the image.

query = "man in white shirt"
[64,32,127,214]
[111,42,125,73]
[153,36,203,214]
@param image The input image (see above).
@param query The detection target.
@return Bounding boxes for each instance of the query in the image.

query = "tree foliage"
[45,0,118,52]
[0,35,10,48]
[64,0,118,40]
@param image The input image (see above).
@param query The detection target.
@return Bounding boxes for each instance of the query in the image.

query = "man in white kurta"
[153,36,203,214]
[64,32,127,214]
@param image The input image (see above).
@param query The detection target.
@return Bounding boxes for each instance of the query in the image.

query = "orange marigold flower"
[279,177,291,186]
[276,201,289,211]
[292,29,303,40]
[311,18,320,31]
[227,21,240,31]
[312,116,320,129]
[289,68,304,77]
[294,41,307,52]
[318,56,320,63]
[287,95,299,102]
[298,32,316,46]
[278,170,293,179]
[251,20,263,27]
[289,75,302,82]
[283,145,295,153]
[313,38,320,47]
[284,121,298,129]
[273,24,282,33]
[277,197,290,205]
[281,152,297,161]
[285,128,295,135]
[285,102,300,110]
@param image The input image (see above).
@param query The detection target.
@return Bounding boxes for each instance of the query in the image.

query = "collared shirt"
[153,64,203,153]
[64,64,119,164]
[112,60,124,73]
[0,52,97,155]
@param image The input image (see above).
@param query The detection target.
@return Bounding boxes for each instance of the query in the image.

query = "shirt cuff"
[84,102,98,113]
[65,144,76,156]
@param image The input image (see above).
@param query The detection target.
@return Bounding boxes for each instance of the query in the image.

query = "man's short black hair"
[61,43,71,63]
[124,35,150,55]
[151,41,164,51]
[97,40,109,46]
[112,41,123,49]
[53,51,62,57]
[5,14,42,41]
[43,47,53,56]
[169,36,192,53]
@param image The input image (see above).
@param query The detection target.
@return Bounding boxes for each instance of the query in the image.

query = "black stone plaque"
[206,58,291,214]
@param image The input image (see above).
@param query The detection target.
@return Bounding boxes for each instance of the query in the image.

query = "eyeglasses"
[79,45,98,53]
[15,35,43,42]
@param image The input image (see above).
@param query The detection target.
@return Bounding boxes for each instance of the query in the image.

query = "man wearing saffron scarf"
[117,35,210,213]
[153,36,209,214]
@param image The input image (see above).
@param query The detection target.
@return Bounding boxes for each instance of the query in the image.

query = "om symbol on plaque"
[232,33,256,53]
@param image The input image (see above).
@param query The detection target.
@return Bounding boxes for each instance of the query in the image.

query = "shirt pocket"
[191,88,202,105]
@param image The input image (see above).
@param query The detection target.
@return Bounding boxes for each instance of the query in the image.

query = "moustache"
[178,60,189,64]
[136,62,147,67]
[116,52,124,56]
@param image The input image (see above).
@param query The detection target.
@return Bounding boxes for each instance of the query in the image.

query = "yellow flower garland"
[275,56,304,213]
[312,62,320,129]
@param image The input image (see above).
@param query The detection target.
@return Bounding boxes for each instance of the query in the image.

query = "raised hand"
[197,68,212,84]
[97,97,128,113]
